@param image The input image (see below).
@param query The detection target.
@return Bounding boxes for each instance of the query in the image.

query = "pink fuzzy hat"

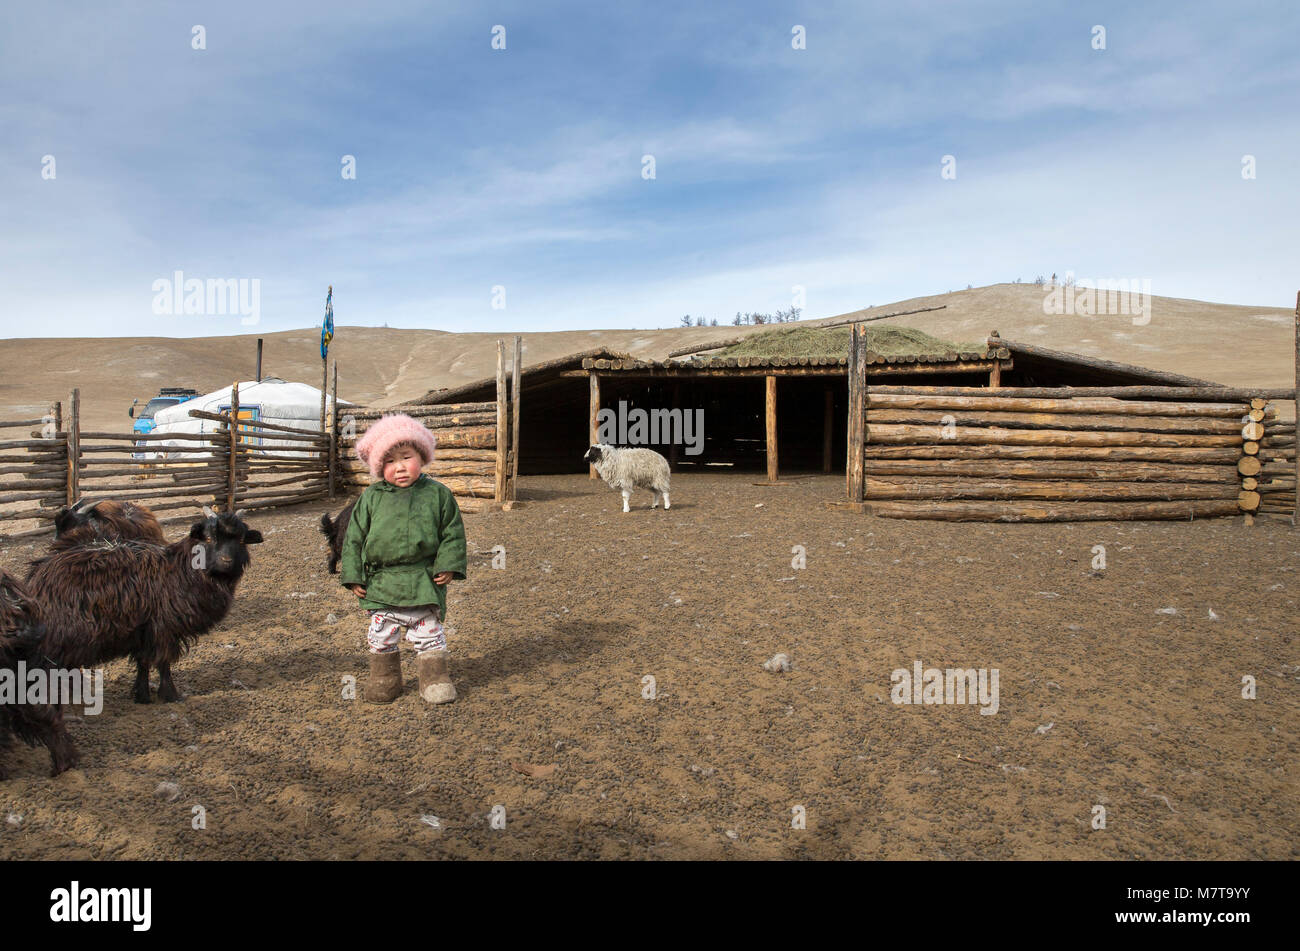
[354,413,437,480]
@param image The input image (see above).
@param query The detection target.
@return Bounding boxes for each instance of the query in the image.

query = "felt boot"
[417,649,456,704]
[364,650,403,703]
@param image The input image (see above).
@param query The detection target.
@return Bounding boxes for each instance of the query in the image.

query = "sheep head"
[188,512,264,578]
[52,498,97,538]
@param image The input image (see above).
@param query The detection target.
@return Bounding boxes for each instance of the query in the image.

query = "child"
[339,414,467,705]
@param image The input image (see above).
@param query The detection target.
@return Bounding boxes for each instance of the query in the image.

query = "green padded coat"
[338,475,468,617]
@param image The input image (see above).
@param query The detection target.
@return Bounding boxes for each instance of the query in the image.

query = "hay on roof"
[714,325,978,359]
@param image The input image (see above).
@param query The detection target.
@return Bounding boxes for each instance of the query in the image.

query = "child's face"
[382,445,423,486]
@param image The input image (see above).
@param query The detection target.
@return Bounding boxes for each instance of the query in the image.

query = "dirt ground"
[1,473,1297,860]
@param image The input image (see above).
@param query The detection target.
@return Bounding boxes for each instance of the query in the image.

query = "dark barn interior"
[592,375,850,475]
[512,375,848,475]
[516,374,592,474]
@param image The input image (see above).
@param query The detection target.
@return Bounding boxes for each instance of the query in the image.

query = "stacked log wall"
[858,387,1294,522]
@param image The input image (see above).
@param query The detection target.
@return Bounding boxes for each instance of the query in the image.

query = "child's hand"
[348,584,367,598]
[433,572,452,585]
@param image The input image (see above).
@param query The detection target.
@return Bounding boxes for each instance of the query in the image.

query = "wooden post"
[511,335,522,500]
[766,375,778,482]
[846,327,856,498]
[256,338,263,382]
[1294,290,1299,526]
[589,372,600,479]
[823,387,833,473]
[669,382,680,470]
[321,356,327,447]
[329,361,338,500]
[228,382,240,513]
[66,389,80,505]
[495,341,507,501]
[847,325,867,501]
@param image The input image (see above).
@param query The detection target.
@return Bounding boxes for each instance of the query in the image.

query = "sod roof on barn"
[713,324,981,359]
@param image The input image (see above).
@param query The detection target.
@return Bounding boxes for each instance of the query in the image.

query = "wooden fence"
[0,399,68,541]
[0,338,527,542]
[845,327,1298,522]
[0,352,522,544]
[0,381,338,542]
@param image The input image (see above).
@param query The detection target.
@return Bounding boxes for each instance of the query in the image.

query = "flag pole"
[320,285,332,447]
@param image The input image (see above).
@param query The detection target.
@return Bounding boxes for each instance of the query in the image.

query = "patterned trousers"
[366,604,447,654]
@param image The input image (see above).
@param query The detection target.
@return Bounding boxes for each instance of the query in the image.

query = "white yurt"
[146,378,352,460]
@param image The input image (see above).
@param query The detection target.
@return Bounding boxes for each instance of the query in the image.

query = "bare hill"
[1,284,1292,434]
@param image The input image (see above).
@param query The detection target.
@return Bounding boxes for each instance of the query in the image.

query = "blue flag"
[320,285,334,359]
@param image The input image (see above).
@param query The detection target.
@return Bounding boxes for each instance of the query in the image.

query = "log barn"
[394,325,1297,523]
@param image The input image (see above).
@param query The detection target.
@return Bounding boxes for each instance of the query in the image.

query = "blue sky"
[2,0,1297,338]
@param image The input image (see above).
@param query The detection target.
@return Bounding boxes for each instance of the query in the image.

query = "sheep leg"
[662,491,670,510]
[5,704,80,777]
[621,490,631,513]
[156,661,182,703]
[33,706,79,776]
[651,490,660,509]
[132,658,152,704]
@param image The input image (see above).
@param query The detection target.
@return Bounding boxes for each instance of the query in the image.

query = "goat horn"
[201,505,217,518]
[234,509,247,518]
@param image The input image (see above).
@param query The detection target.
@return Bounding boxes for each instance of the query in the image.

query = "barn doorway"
[588,375,849,475]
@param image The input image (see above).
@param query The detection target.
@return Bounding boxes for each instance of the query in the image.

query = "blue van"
[129,387,199,456]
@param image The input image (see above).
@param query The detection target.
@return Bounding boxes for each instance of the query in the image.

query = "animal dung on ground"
[154,782,181,802]
[763,653,792,673]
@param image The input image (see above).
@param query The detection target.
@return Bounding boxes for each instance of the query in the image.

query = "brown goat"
[51,498,165,551]
[0,571,79,778]
[319,500,356,574]
[25,509,263,704]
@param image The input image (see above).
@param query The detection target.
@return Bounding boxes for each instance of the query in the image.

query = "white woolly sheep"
[583,444,671,513]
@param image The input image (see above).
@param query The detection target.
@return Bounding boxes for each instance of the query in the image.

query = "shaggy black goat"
[25,508,263,704]
[51,498,165,551]
[319,500,355,574]
[0,571,79,778]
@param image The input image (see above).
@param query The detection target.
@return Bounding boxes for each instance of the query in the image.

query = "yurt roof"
[154,378,352,425]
